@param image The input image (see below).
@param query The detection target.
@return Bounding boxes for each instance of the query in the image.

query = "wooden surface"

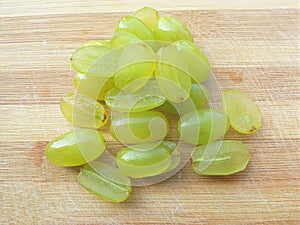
[1,1,299,224]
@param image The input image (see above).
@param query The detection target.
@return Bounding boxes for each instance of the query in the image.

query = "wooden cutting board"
[1,1,299,224]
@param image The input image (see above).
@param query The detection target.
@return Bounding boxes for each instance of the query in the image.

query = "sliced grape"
[46,129,106,167]
[192,140,250,175]
[74,73,115,100]
[111,31,141,48]
[132,7,159,31]
[116,143,172,178]
[154,16,194,43]
[178,109,230,145]
[60,91,107,128]
[105,78,165,112]
[173,40,211,83]
[78,162,131,202]
[222,89,262,134]
[70,45,120,77]
[155,44,192,103]
[81,40,111,47]
[161,141,181,173]
[110,111,169,144]
[114,42,156,92]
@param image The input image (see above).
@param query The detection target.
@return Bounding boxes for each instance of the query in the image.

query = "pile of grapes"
[45,7,262,202]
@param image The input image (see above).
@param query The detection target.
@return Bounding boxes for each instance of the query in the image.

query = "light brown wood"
[1,1,299,224]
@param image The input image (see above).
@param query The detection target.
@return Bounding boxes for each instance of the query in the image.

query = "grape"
[110,111,169,144]
[81,40,111,47]
[74,73,115,100]
[159,83,210,115]
[115,142,172,178]
[222,89,262,134]
[161,141,181,173]
[60,91,107,128]
[71,45,120,77]
[154,16,194,43]
[114,42,156,92]
[111,31,141,48]
[173,40,211,84]
[155,44,192,102]
[192,140,250,175]
[132,7,159,31]
[105,78,166,112]
[46,128,106,167]
[78,161,131,202]
[178,109,230,145]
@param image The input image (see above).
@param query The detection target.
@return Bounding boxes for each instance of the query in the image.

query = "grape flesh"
[132,7,159,31]
[192,140,250,175]
[111,31,141,48]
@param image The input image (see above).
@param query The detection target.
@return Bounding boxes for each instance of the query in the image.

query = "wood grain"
[0,1,299,224]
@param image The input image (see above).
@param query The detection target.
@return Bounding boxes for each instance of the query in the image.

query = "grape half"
[132,7,159,31]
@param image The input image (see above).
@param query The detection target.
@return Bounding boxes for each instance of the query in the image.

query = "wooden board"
[1,1,299,224]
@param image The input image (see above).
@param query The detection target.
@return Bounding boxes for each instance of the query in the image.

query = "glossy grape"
[132,7,159,31]
[81,40,111,47]
[161,141,181,173]
[111,31,141,49]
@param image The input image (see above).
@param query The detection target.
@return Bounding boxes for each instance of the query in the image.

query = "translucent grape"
[178,109,230,145]
[222,89,262,134]
[192,140,250,175]
[115,143,172,178]
[110,31,141,49]
[161,141,181,173]
[105,78,166,112]
[60,91,107,128]
[155,44,192,103]
[114,42,156,92]
[110,111,169,144]
[46,129,106,167]
[132,7,159,31]
[81,40,111,47]
[154,16,194,43]
[78,161,131,202]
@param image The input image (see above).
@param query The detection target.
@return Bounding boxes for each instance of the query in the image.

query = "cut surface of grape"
[161,141,181,173]
[155,44,192,103]
[222,89,262,134]
[154,16,194,43]
[192,140,250,175]
[78,162,131,202]
[46,129,106,167]
[105,78,166,112]
[114,42,156,92]
[60,91,107,128]
[111,31,141,48]
[178,109,230,145]
[132,7,159,31]
[116,143,172,178]
[110,111,169,144]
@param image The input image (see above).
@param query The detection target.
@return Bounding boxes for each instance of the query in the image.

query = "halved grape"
[46,128,106,167]
[74,73,115,100]
[222,89,262,134]
[81,40,111,47]
[78,162,131,202]
[178,109,230,145]
[114,42,156,92]
[192,140,250,175]
[132,7,159,31]
[155,44,192,103]
[116,143,172,178]
[154,16,194,43]
[161,141,181,173]
[60,91,107,128]
[105,78,165,112]
[110,111,169,144]
[70,45,120,77]
[111,31,141,49]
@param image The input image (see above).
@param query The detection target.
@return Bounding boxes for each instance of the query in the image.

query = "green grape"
[154,16,194,43]
[115,16,156,41]
[105,78,166,112]
[110,111,169,144]
[81,40,111,47]
[222,89,262,134]
[114,42,156,92]
[192,140,250,175]
[155,44,192,103]
[46,128,106,167]
[74,73,115,100]
[60,91,107,128]
[116,143,172,178]
[132,7,159,31]
[161,141,181,173]
[160,83,210,115]
[173,40,211,84]
[110,31,141,49]
[178,109,230,145]
[71,45,120,77]
[78,161,131,202]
